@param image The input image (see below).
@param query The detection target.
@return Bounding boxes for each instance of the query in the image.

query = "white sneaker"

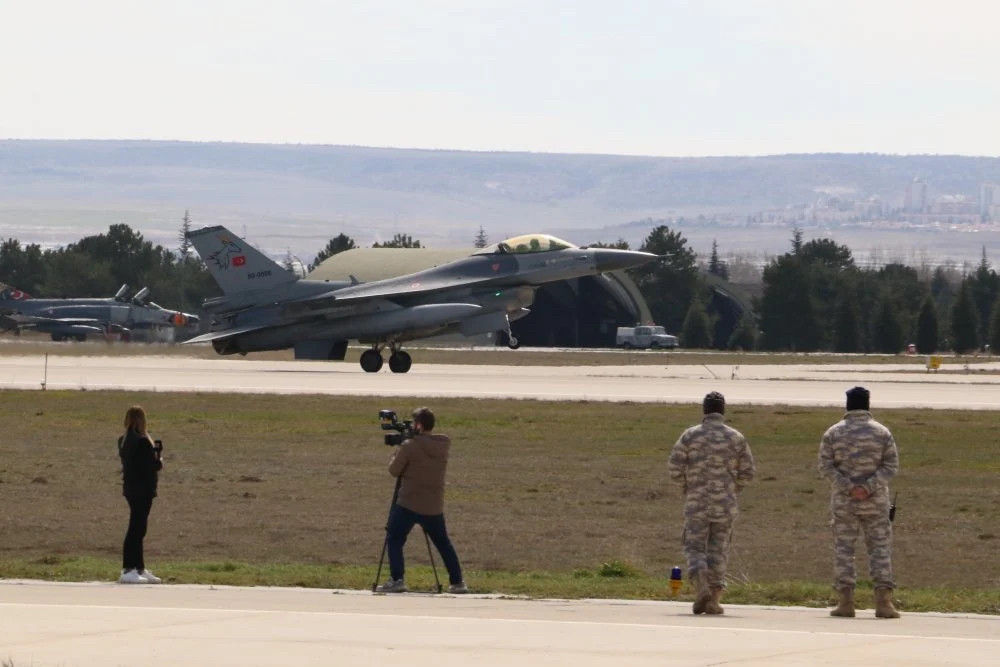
[448,582,468,594]
[118,568,145,584]
[375,578,408,593]
[139,569,162,584]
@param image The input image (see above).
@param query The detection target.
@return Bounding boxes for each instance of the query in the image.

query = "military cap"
[846,386,870,411]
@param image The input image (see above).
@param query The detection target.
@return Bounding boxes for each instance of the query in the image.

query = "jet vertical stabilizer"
[187,226,297,295]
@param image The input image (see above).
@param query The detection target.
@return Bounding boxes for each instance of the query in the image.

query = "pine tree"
[310,233,357,271]
[915,295,938,354]
[680,297,712,349]
[473,226,489,248]
[873,296,904,354]
[790,226,804,255]
[707,239,729,280]
[989,296,1000,355]
[630,225,699,334]
[950,281,980,353]
[178,210,193,263]
[373,233,421,249]
[833,295,861,352]
[727,314,757,350]
[968,245,1000,343]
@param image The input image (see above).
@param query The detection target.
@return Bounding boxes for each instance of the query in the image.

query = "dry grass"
[1,389,998,603]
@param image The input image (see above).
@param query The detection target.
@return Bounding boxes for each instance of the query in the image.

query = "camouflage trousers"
[682,518,733,589]
[830,509,894,590]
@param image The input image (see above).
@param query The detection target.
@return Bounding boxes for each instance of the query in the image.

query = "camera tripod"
[371,476,443,593]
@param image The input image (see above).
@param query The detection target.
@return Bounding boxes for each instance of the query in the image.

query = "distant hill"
[2,140,1000,263]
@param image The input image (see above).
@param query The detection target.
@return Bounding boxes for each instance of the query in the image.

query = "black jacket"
[118,429,162,498]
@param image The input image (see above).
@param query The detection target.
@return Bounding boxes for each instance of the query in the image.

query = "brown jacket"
[388,433,450,515]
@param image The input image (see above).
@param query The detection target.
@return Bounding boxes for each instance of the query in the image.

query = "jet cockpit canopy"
[474,234,577,255]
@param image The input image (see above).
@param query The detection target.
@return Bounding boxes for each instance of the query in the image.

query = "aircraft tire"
[360,350,384,373]
[507,336,520,350]
[389,351,412,373]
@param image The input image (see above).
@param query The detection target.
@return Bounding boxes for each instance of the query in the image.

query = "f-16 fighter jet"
[185,226,656,373]
[0,283,199,341]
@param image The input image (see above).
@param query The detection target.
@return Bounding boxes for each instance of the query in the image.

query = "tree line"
[587,225,1000,354]
[753,229,1000,354]
[3,217,999,354]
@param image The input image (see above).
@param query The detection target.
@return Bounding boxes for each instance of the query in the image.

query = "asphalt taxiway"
[1,581,997,666]
[3,353,1000,408]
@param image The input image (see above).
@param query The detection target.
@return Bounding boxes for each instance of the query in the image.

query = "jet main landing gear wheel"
[388,350,412,373]
[360,349,384,373]
[507,335,520,350]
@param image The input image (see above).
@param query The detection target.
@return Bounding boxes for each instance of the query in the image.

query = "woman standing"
[118,405,163,584]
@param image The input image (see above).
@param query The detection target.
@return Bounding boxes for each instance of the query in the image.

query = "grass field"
[1,389,998,613]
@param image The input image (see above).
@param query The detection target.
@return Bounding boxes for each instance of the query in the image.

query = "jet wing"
[6,314,102,326]
[290,274,501,307]
[183,322,274,344]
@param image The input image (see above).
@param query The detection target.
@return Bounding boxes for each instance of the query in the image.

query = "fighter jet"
[0,283,200,342]
[185,225,657,373]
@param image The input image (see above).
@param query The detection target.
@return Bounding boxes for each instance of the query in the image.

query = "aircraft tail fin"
[187,226,298,295]
[0,284,32,301]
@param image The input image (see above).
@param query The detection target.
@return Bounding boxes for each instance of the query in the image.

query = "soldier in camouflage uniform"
[818,386,900,619]
[668,392,755,615]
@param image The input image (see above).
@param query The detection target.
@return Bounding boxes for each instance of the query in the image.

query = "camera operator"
[376,407,467,594]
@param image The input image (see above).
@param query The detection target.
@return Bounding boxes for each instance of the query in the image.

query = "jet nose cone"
[592,249,657,272]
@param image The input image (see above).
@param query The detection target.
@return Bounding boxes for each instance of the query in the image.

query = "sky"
[2,0,999,157]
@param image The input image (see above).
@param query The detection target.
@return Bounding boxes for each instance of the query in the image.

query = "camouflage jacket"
[818,410,898,515]
[668,414,755,521]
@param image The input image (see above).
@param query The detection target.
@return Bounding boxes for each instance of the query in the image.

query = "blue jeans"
[387,504,463,585]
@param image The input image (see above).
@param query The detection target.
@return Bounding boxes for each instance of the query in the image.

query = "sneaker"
[375,578,408,593]
[118,568,145,584]
[448,582,468,594]
[139,569,162,584]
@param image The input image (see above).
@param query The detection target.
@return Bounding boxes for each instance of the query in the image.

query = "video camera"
[379,410,414,446]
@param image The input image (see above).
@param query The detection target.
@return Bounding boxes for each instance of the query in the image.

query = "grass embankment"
[0,391,997,613]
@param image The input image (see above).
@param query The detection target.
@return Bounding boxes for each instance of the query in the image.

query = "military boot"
[690,570,711,615]
[829,587,855,617]
[875,587,900,619]
[704,586,724,615]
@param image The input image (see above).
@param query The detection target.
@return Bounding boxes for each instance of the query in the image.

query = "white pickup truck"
[616,325,678,349]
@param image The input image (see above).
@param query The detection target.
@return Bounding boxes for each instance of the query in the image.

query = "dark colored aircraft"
[186,225,656,372]
[0,283,199,341]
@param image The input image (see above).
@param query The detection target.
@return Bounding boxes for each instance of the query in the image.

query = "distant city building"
[904,177,927,213]
[980,183,1000,219]
[933,194,978,216]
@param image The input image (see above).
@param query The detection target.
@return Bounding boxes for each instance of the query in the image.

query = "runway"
[1,581,997,666]
[2,353,1000,408]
